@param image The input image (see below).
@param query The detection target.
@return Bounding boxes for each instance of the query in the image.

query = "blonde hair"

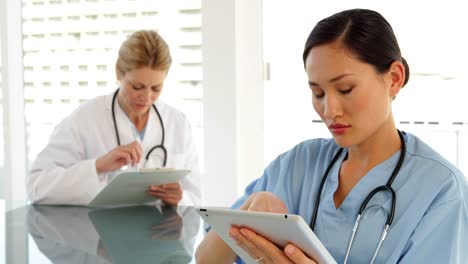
[116,30,172,77]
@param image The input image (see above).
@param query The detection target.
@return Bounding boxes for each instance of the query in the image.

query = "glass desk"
[0,201,203,263]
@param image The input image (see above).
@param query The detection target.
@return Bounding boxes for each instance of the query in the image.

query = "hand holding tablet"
[197,207,337,264]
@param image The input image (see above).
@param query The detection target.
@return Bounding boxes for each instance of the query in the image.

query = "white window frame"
[1,0,27,203]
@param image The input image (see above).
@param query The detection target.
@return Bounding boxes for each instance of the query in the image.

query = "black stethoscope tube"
[311,130,406,230]
[111,89,167,167]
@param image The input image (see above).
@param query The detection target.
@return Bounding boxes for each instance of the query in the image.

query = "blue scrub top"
[232,131,468,263]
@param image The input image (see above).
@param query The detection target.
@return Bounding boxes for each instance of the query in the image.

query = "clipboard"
[89,169,190,207]
[197,207,337,264]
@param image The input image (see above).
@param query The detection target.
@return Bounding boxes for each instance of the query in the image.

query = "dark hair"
[302,9,410,86]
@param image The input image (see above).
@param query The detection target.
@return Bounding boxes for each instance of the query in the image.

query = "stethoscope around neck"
[310,130,406,264]
[111,88,167,167]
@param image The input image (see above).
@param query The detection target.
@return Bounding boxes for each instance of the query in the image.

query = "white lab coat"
[27,92,202,206]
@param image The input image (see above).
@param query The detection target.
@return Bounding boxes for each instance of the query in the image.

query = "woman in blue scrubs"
[196,8,468,264]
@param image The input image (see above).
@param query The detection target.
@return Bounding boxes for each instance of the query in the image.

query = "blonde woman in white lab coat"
[27,30,201,206]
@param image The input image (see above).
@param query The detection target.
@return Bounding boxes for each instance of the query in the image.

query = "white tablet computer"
[197,207,336,264]
[89,169,190,207]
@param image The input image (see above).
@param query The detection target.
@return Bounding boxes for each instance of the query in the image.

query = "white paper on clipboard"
[89,169,190,207]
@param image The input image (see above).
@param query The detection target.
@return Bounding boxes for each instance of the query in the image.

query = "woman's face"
[117,66,167,117]
[305,41,401,148]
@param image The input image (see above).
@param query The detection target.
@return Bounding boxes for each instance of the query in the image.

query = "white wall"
[202,0,264,206]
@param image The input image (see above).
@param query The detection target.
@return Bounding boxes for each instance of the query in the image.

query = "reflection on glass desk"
[2,201,203,264]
